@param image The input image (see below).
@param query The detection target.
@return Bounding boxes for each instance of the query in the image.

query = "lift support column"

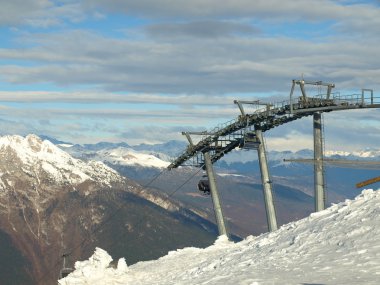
[203,152,229,237]
[313,112,325,212]
[255,129,278,232]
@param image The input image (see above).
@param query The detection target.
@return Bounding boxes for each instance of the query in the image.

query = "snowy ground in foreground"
[59,189,380,285]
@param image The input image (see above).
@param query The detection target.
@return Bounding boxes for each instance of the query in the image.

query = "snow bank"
[58,248,128,285]
[60,189,380,285]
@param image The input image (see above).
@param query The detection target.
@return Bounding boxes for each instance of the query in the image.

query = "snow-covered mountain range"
[58,137,380,170]
[61,144,171,169]
[55,136,380,238]
[0,134,122,187]
[86,147,170,169]
[60,188,380,285]
[220,148,380,165]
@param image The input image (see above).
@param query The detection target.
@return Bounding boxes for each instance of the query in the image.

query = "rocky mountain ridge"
[0,134,217,285]
[0,134,122,187]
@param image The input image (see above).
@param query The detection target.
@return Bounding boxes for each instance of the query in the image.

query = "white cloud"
[0,0,50,26]
[266,130,314,152]
[0,31,379,94]
[0,0,379,148]
[80,0,361,20]
[144,20,259,39]
[0,0,85,27]
[0,90,244,106]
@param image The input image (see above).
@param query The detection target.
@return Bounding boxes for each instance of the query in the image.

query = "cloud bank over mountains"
[0,0,379,148]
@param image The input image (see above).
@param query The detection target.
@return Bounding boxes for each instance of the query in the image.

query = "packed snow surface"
[60,189,380,285]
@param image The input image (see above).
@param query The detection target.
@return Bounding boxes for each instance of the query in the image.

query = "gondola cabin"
[242,133,260,150]
[198,176,211,195]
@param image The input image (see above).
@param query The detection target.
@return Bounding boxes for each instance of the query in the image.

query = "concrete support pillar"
[255,129,278,232]
[203,152,229,237]
[313,112,325,212]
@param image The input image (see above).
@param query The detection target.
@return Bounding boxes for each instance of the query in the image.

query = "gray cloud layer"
[0,0,379,148]
[1,1,379,94]
[1,30,379,94]
[145,20,259,39]
[0,0,84,27]
[82,0,375,21]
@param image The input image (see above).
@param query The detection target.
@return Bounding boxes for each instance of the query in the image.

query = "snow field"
[60,189,380,285]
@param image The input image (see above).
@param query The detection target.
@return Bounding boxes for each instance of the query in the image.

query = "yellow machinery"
[356,176,380,188]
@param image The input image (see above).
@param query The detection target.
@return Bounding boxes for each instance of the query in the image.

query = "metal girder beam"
[299,81,308,99]
[289,80,296,114]
[327,85,333,99]
[204,152,229,238]
[291,79,336,107]
[169,80,376,170]
[183,131,212,135]
[294,80,335,88]
[234,100,273,117]
[362,88,374,105]
[182,132,194,147]
[255,129,278,232]
[313,112,325,212]
[356,176,380,188]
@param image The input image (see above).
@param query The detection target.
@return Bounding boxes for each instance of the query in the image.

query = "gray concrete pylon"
[313,112,325,212]
[203,152,229,237]
[255,129,278,232]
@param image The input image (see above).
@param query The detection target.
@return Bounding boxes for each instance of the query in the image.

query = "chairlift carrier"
[197,175,211,195]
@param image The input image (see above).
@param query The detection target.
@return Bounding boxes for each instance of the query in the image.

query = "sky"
[0,0,379,151]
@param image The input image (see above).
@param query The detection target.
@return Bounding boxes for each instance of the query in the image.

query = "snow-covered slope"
[60,189,380,285]
[0,134,122,187]
[0,134,198,212]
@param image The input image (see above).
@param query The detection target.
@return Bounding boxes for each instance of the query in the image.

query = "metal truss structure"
[169,80,379,169]
[167,79,379,236]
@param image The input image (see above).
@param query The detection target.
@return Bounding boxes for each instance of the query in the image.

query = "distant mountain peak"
[100,147,170,169]
[0,135,217,284]
[0,134,122,186]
